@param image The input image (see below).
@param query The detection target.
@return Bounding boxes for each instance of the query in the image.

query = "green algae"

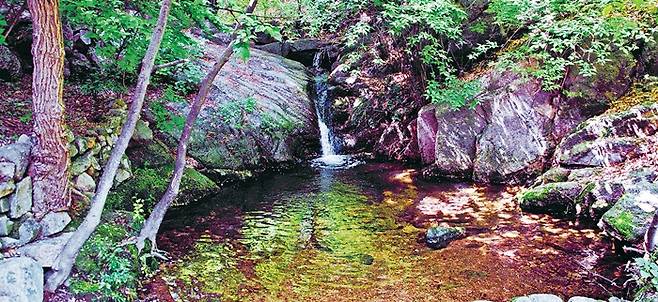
[166,182,422,301]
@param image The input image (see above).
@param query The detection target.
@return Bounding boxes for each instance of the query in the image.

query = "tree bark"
[28,0,70,217]
[135,0,259,252]
[44,0,173,292]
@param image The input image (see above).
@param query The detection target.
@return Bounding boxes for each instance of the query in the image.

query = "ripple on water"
[146,163,627,302]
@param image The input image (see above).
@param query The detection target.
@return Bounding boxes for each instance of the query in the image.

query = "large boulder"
[163,36,317,172]
[0,257,43,302]
[556,104,658,167]
[425,226,465,249]
[419,55,632,183]
[17,232,73,267]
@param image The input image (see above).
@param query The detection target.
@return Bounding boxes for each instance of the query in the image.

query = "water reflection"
[148,163,625,302]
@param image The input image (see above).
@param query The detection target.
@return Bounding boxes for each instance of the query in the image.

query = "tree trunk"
[28,0,70,217]
[135,0,259,252]
[44,0,173,292]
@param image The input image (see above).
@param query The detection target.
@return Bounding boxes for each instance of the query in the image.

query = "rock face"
[425,226,465,249]
[164,36,317,172]
[519,104,658,244]
[556,104,658,167]
[17,232,73,267]
[418,58,633,183]
[0,257,43,302]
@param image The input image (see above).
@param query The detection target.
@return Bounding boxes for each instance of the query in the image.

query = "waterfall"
[310,51,362,169]
[313,63,336,156]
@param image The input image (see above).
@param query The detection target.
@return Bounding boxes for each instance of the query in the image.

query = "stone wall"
[0,109,132,264]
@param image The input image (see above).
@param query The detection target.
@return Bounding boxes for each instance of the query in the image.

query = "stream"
[144,163,626,301]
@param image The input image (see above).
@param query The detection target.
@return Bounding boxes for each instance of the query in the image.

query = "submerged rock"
[425,226,465,249]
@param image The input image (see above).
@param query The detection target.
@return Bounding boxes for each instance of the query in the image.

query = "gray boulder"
[0,198,8,213]
[40,211,71,236]
[0,45,22,81]
[8,177,31,219]
[0,215,14,236]
[17,217,41,244]
[71,151,94,176]
[567,297,602,302]
[74,172,96,193]
[0,134,32,180]
[0,162,15,182]
[0,257,43,302]
[164,36,316,171]
[18,232,73,267]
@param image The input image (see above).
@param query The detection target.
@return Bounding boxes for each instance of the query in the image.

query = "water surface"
[144,163,625,301]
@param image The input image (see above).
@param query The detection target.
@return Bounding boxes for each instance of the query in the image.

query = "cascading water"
[311,51,361,169]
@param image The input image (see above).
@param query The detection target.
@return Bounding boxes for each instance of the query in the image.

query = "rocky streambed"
[142,163,626,301]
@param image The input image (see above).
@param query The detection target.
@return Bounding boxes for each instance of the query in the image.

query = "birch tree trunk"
[44,0,173,292]
[28,0,70,217]
[135,0,259,252]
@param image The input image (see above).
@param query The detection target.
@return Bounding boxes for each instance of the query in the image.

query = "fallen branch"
[154,58,191,71]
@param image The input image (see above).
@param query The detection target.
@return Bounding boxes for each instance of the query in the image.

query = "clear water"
[145,163,625,301]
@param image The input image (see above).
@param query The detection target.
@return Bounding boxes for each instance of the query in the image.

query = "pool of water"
[143,163,627,302]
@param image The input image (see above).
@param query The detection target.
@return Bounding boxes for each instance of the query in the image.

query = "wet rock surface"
[425,226,466,249]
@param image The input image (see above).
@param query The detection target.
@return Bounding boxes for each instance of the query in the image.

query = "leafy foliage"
[630,253,658,301]
[484,0,658,91]
[0,13,7,45]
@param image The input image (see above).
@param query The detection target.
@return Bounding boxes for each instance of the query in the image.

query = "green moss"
[107,165,218,212]
[575,182,595,205]
[520,185,551,203]
[609,211,635,240]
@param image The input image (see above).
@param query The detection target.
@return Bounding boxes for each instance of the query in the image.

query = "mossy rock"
[519,182,584,218]
[599,182,658,242]
[107,165,218,212]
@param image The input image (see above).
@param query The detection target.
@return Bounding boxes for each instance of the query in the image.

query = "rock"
[0,45,23,81]
[68,143,79,158]
[527,294,563,302]
[8,177,31,219]
[585,181,624,220]
[39,212,71,236]
[568,297,602,302]
[17,218,41,244]
[417,105,438,165]
[567,168,602,182]
[519,182,584,218]
[0,180,14,199]
[556,104,658,167]
[71,151,94,176]
[0,162,15,182]
[74,137,89,154]
[114,168,131,186]
[537,167,571,184]
[0,257,43,302]
[0,215,14,236]
[430,103,487,178]
[0,236,19,249]
[0,198,8,213]
[165,35,316,171]
[0,134,32,180]
[17,232,73,267]
[425,226,465,249]
[74,172,96,193]
[131,119,154,142]
[599,181,658,242]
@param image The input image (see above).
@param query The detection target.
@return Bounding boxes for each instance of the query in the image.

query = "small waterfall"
[310,51,361,169]
[313,65,336,157]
